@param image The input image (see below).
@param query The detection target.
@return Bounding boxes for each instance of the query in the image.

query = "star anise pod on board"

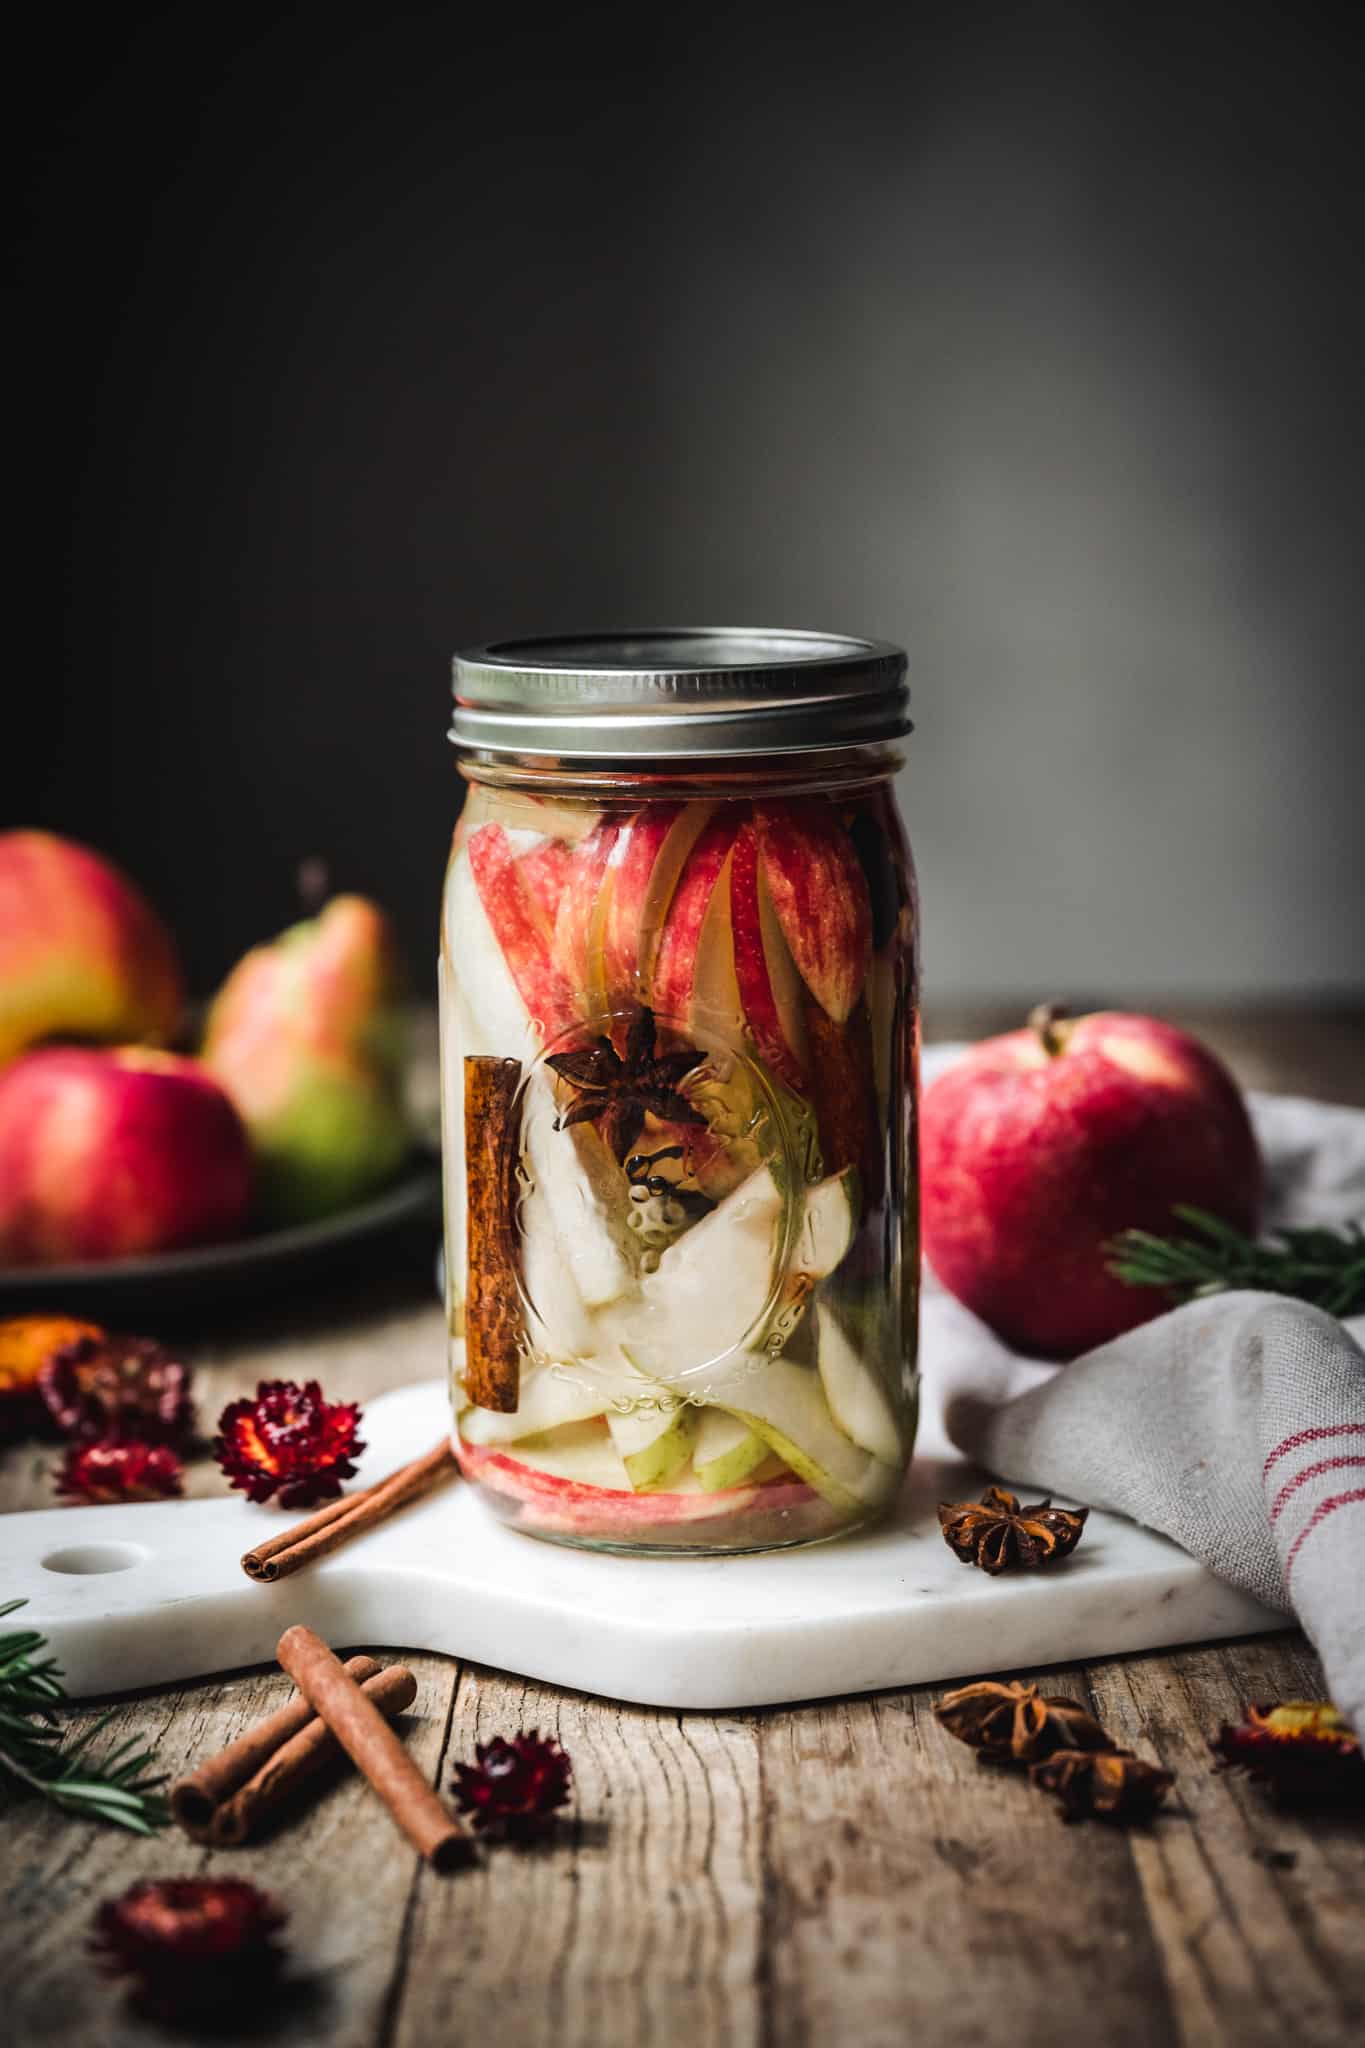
[938,1485,1089,1574]
[934,1680,1115,1765]
[547,1006,706,1161]
[1210,1702,1365,1805]
[1030,1747,1175,1824]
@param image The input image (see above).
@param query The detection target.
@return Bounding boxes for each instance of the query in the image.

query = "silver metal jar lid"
[450,628,910,761]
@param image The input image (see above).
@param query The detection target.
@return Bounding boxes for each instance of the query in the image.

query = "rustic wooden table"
[4,1005,1363,2048]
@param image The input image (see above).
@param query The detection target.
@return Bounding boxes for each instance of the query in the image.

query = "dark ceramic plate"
[0,1152,443,1317]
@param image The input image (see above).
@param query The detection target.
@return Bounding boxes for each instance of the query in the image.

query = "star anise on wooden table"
[1029,1747,1175,1824]
[934,1680,1114,1764]
[546,1006,707,1161]
[938,1485,1089,1574]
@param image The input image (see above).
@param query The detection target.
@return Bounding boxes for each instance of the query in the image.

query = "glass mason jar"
[440,630,919,1554]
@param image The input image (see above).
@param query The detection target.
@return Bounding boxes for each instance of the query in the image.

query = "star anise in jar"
[938,1485,1089,1574]
[1030,1747,1174,1823]
[934,1680,1115,1765]
[547,1006,706,1161]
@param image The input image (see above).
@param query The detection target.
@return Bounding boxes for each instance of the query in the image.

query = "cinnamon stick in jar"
[463,1055,523,1412]
[276,1625,473,1870]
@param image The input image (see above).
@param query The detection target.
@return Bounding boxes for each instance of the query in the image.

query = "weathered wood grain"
[1088,1637,1365,2048]
[756,1670,1177,2048]
[2,1008,1362,2048]
[386,1664,763,2048]
[0,1647,459,2048]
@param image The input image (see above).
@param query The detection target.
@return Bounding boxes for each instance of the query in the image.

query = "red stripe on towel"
[1263,1423,1365,1479]
[1269,1455,1365,1524]
[1283,1487,1365,1586]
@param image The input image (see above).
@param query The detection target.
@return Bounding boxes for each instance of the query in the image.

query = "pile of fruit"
[441,789,919,1551]
[0,831,409,1265]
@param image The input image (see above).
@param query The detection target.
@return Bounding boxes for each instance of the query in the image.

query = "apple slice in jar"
[754,801,872,1025]
[447,842,639,1311]
[602,802,717,1014]
[466,824,580,1048]
[729,819,808,1091]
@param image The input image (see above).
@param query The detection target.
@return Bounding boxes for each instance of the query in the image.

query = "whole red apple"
[0,1047,253,1265]
[0,831,183,1066]
[921,1009,1263,1357]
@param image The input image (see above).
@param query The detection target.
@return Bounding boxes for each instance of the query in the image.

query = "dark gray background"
[14,3,1364,1003]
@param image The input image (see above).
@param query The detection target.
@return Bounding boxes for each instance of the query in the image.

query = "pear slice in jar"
[609,1161,857,1386]
[703,1355,896,1515]
[606,1401,698,1491]
[814,1302,904,1466]
[458,1353,655,1446]
[692,1408,771,1492]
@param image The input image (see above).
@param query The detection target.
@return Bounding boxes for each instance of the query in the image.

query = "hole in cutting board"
[41,1543,149,1576]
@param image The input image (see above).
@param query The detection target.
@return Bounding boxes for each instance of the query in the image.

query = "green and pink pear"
[201,896,410,1225]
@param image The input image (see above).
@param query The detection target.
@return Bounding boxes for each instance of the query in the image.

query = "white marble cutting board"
[4,1377,1281,1707]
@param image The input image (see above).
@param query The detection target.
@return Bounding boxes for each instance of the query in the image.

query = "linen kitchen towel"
[918,1047,1365,1738]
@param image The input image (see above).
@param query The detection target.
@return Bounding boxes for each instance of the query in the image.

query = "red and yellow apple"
[922,1009,1263,1357]
[0,830,183,1066]
[0,1047,252,1265]
[201,895,410,1225]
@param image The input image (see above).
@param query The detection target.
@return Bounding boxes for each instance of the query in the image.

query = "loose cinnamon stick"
[170,1655,383,1830]
[463,1055,523,1412]
[208,1664,418,1844]
[276,1625,473,1870]
[241,1439,456,1582]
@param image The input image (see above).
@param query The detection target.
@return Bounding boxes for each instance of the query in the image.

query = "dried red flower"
[1029,1747,1175,1823]
[91,1878,288,2023]
[56,1437,185,1504]
[213,1379,365,1508]
[39,1332,195,1446]
[452,1731,573,1841]
[0,1316,104,1443]
[1210,1701,1365,1804]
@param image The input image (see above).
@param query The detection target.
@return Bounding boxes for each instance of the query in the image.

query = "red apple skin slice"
[730,821,808,1091]
[467,823,579,1044]
[602,805,680,1005]
[551,819,621,1022]
[456,1436,818,1532]
[651,810,743,1027]
[602,802,717,1011]
[755,802,872,1023]
[517,838,574,929]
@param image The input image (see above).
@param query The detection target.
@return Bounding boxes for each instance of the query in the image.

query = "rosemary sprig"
[0,1599,168,1832]
[1107,1207,1365,1318]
